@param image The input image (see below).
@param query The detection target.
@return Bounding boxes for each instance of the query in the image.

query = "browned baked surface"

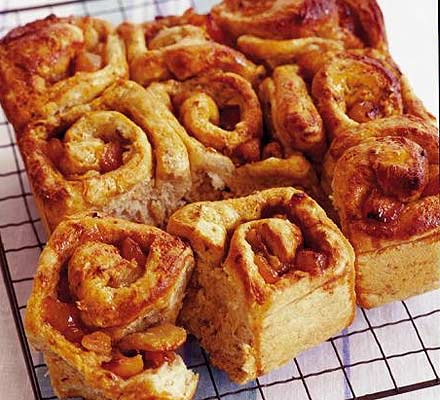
[168,187,355,383]
[117,9,264,86]
[0,0,436,395]
[0,15,127,134]
[322,115,439,193]
[211,0,387,49]
[209,0,439,309]
[332,136,439,251]
[25,212,197,400]
[259,64,326,160]
[331,135,439,307]
[19,76,323,233]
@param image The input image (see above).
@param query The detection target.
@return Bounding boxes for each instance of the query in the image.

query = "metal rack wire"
[0,1,439,399]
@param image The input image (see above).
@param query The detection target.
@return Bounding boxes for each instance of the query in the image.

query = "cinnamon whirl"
[25,213,197,400]
[311,52,403,140]
[322,115,439,194]
[0,1,437,394]
[145,72,323,205]
[20,74,320,231]
[19,83,158,232]
[117,10,264,86]
[0,15,127,134]
[232,0,388,79]
[332,137,440,308]
[168,188,355,383]
[19,79,200,231]
[170,71,263,163]
[212,0,387,49]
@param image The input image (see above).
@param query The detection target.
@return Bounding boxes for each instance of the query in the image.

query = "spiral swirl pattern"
[211,0,387,49]
[169,71,263,163]
[19,91,153,232]
[322,115,439,193]
[117,10,264,86]
[331,135,440,308]
[20,73,325,233]
[312,53,403,139]
[25,213,197,399]
[332,136,439,250]
[0,15,128,134]
[168,187,355,383]
[139,73,323,207]
[0,0,435,396]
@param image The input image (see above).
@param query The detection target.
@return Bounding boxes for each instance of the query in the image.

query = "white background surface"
[0,0,438,399]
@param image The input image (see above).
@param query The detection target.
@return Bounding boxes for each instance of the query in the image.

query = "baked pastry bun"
[20,75,324,233]
[212,0,387,50]
[332,136,440,308]
[19,81,156,232]
[322,115,439,194]
[142,72,324,206]
[311,51,437,140]
[168,187,355,384]
[311,52,404,140]
[0,15,127,135]
[25,212,197,400]
[213,0,388,80]
[117,9,264,86]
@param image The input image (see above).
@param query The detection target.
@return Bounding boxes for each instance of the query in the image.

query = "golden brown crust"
[19,83,155,231]
[211,0,387,49]
[0,15,128,134]
[322,115,439,193]
[142,74,323,206]
[168,71,263,163]
[168,187,355,383]
[259,64,326,159]
[169,188,353,292]
[0,3,435,393]
[332,136,440,254]
[19,74,323,232]
[25,212,197,400]
[237,34,344,77]
[117,11,265,86]
[311,52,403,139]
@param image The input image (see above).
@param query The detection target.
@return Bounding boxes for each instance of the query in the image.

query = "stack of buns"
[0,1,437,398]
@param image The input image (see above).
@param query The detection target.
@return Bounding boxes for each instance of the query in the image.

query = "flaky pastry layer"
[0,15,127,134]
[168,187,355,383]
[25,212,197,400]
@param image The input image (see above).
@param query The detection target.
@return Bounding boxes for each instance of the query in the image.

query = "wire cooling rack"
[0,1,439,399]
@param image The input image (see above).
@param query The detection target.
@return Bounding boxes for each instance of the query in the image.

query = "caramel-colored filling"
[99,141,124,174]
[363,190,404,223]
[294,249,328,275]
[347,100,381,123]
[43,297,86,344]
[120,237,147,270]
[102,350,176,378]
[74,50,103,73]
[46,137,125,176]
[233,138,261,164]
[262,141,284,159]
[246,219,328,283]
[104,323,186,378]
[44,237,185,379]
[103,353,145,379]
